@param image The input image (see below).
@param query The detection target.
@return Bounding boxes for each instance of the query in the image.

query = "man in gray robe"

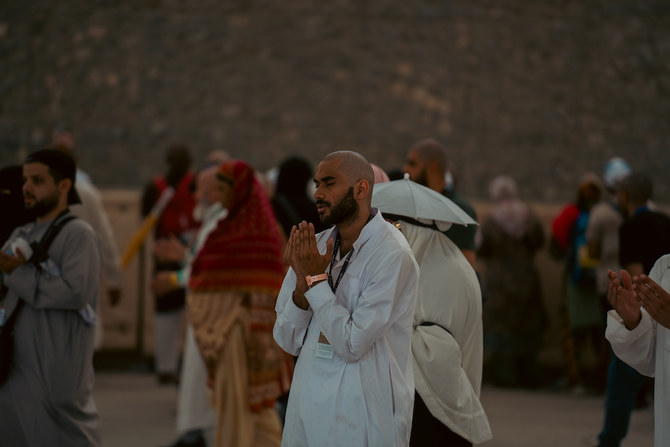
[0,149,101,446]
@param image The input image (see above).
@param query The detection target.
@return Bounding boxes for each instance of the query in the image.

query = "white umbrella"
[371,173,478,231]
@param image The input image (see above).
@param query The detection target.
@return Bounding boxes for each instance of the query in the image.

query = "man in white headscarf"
[382,212,492,446]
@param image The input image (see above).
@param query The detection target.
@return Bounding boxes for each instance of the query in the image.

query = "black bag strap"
[29,210,77,266]
[2,211,77,326]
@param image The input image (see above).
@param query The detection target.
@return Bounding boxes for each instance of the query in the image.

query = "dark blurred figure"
[478,175,547,388]
[551,173,604,392]
[141,145,199,385]
[271,156,327,237]
[0,165,31,245]
[387,167,404,181]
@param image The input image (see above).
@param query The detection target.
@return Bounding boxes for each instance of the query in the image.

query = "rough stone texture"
[1,0,669,202]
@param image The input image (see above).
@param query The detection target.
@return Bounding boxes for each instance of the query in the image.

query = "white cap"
[604,157,631,190]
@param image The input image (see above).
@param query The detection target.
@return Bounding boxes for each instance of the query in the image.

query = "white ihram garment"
[402,222,492,444]
[274,210,419,447]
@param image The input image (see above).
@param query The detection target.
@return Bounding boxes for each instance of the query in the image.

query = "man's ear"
[354,179,370,200]
[59,178,73,198]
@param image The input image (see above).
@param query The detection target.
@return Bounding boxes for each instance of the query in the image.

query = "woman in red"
[188,160,290,447]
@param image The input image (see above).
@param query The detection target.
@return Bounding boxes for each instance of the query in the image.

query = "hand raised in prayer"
[284,225,309,309]
[0,249,26,274]
[607,269,642,330]
[633,274,670,329]
[294,221,333,277]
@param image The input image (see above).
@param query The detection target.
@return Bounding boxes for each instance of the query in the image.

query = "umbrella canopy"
[371,173,478,231]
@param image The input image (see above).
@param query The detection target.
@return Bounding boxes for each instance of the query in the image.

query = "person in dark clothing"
[617,174,670,276]
[0,165,32,245]
[141,145,199,385]
[271,156,327,238]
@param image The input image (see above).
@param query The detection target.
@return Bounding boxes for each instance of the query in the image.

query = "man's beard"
[25,191,59,219]
[318,187,358,226]
[414,168,429,188]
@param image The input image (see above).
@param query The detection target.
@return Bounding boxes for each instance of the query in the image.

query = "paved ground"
[93,372,654,447]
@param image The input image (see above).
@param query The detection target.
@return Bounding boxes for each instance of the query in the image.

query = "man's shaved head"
[322,150,374,187]
[410,138,448,174]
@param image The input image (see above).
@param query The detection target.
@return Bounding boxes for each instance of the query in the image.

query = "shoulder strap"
[40,215,77,253]
[29,212,77,266]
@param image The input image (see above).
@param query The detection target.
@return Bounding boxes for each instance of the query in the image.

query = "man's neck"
[427,176,445,194]
[336,209,371,256]
[36,204,68,223]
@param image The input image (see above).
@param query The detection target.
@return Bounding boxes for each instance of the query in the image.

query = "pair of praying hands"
[607,269,670,330]
[283,221,334,309]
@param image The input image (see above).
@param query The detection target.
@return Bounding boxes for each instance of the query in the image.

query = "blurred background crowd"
[1,2,669,445]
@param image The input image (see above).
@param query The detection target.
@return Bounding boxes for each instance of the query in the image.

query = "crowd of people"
[0,132,668,447]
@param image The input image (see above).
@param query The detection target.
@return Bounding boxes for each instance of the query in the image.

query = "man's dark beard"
[25,191,59,219]
[319,187,358,226]
[414,168,429,188]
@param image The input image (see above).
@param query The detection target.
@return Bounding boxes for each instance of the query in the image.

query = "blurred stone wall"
[1,1,670,202]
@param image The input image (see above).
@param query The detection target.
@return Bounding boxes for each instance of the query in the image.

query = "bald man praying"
[274,151,420,446]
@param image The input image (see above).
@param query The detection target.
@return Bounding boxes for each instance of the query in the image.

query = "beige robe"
[188,291,282,447]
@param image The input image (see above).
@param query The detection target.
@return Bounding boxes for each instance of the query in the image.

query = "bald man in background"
[403,138,478,268]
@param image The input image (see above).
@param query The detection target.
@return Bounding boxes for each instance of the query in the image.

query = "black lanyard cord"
[327,233,354,293]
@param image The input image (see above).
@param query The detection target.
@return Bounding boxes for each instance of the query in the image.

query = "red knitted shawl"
[189,160,284,295]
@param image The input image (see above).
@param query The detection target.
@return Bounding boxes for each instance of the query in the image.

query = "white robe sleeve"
[274,267,313,356]
[604,258,670,379]
[606,310,657,377]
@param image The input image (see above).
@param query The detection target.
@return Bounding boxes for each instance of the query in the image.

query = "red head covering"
[190,160,284,294]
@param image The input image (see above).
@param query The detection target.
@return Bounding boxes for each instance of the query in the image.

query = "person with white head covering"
[378,212,492,446]
[587,157,632,297]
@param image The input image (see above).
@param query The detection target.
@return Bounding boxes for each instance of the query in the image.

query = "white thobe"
[177,203,227,436]
[403,222,492,444]
[606,254,670,447]
[274,210,419,447]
